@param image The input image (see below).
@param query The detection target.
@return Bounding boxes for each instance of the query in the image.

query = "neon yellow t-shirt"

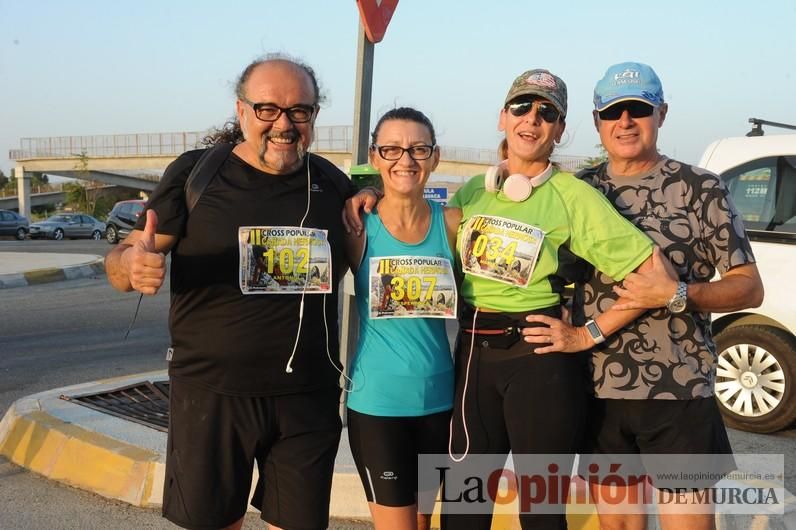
[449,169,653,312]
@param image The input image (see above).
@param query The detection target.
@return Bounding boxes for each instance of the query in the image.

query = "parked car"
[28,213,106,241]
[104,199,145,244]
[700,119,796,433]
[0,209,29,240]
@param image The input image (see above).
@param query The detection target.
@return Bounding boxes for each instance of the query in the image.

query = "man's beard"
[258,130,307,172]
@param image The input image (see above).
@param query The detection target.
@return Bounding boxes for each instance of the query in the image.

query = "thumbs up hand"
[122,209,167,295]
[141,208,158,252]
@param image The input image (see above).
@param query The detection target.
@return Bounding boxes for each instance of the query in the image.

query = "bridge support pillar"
[14,166,32,220]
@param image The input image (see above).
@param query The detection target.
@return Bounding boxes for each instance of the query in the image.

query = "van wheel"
[105,225,118,244]
[714,325,796,433]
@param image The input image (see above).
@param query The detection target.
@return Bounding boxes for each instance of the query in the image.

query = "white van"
[699,124,796,433]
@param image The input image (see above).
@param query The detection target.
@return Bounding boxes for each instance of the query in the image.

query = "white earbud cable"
[323,292,356,392]
[449,307,478,462]
[285,156,313,374]
[284,154,355,392]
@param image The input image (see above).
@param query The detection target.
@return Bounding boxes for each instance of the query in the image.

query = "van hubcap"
[715,343,785,417]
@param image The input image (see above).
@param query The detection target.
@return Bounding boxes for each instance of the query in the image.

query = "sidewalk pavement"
[0,254,793,528]
[0,252,104,289]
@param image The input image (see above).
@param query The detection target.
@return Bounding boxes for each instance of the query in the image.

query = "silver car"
[0,209,29,240]
[28,213,106,241]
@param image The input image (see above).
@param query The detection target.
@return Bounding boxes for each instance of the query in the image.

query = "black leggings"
[442,307,589,530]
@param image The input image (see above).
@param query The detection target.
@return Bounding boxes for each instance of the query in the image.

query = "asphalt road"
[0,240,372,529]
[1,240,794,529]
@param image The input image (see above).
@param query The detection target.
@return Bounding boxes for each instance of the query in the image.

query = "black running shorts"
[163,378,342,530]
[581,397,735,490]
[347,408,451,507]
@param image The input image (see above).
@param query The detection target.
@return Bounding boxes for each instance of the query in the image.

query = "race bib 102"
[368,256,457,319]
[239,226,332,294]
[459,215,544,287]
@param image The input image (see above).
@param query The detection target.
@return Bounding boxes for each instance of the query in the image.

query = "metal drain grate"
[61,380,170,432]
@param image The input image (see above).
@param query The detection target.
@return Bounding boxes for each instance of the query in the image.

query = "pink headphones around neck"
[484,160,554,202]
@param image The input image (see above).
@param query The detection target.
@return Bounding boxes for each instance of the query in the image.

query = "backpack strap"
[184,143,235,213]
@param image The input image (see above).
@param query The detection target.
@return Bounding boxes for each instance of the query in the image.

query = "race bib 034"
[459,215,544,287]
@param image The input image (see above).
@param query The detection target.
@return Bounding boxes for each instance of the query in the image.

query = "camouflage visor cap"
[504,69,567,117]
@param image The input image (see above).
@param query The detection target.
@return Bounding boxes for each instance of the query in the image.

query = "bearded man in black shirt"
[106,55,353,530]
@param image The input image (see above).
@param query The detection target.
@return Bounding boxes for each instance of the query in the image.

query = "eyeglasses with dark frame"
[597,100,655,121]
[241,98,316,123]
[505,98,562,124]
[372,144,436,161]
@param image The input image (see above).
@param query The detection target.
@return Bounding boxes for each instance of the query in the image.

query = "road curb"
[0,397,163,507]
[0,256,104,289]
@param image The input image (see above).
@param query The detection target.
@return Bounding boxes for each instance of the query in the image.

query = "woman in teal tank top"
[344,108,461,530]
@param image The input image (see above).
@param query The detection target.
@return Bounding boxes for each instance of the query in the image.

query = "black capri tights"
[442,307,589,530]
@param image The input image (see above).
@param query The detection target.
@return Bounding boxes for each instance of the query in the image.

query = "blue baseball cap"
[593,62,664,111]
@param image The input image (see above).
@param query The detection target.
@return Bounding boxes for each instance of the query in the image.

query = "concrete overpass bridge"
[8,127,589,218]
[0,190,67,211]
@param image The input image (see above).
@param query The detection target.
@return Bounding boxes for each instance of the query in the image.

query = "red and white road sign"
[356,0,399,43]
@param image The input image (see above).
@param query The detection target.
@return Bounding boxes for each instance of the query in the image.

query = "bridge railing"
[9,132,207,160]
[10,127,593,171]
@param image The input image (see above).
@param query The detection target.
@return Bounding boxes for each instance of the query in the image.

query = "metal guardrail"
[9,127,592,170]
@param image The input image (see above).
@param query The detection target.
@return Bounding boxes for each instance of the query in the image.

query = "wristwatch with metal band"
[584,319,605,344]
[666,281,688,314]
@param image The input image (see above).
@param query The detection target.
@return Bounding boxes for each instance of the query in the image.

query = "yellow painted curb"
[0,409,160,507]
[24,268,66,284]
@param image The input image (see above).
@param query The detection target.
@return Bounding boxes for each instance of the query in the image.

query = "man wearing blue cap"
[576,62,764,530]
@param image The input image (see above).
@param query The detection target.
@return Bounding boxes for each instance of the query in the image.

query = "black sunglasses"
[241,98,316,123]
[597,100,655,121]
[506,98,561,124]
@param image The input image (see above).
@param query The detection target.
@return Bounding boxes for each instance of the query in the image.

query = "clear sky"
[1,0,794,176]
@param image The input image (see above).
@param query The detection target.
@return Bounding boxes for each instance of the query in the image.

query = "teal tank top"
[347,200,455,417]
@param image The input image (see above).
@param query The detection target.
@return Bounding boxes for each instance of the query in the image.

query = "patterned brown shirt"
[576,158,755,399]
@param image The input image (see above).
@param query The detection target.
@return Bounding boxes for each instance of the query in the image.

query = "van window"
[721,156,796,235]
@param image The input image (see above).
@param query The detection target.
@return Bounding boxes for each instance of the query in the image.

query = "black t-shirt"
[136,149,354,396]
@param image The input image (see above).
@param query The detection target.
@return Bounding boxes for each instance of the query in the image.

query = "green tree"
[63,182,113,218]
[1,170,51,194]
[64,150,100,214]
[1,169,15,194]
[64,182,88,212]
[31,172,49,186]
